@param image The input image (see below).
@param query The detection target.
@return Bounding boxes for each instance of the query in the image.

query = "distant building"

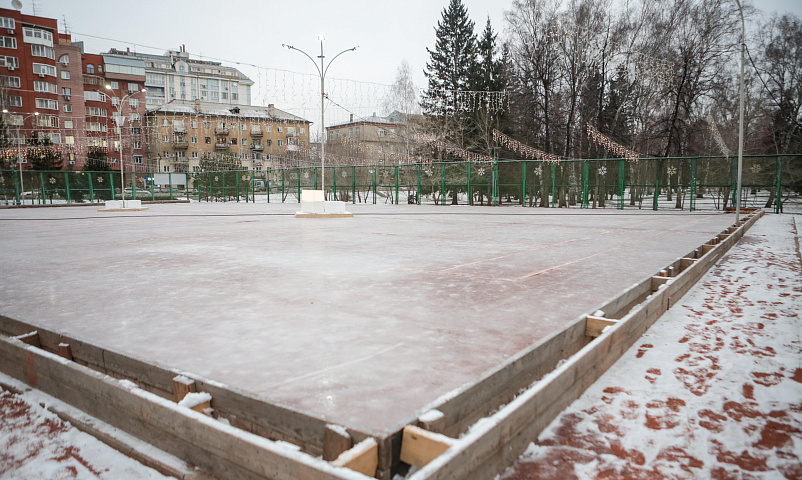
[146,99,310,173]
[106,46,253,109]
[325,111,424,164]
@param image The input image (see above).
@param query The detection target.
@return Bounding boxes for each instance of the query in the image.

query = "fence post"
[372,166,377,204]
[521,162,527,206]
[582,160,589,208]
[394,166,399,205]
[352,166,356,204]
[467,162,473,206]
[109,172,115,203]
[333,167,337,201]
[551,163,557,207]
[690,157,697,212]
[169,173,174,200]
[416,164,421,205]
[775,156,782,214]
[440,163,446,205]
[313,166,318,191]
[64,172,71,204]
[296,168,301,203]
[236,172,240,202]
[13,167,20,204]
[731,157,737,207]
[39,171,46,204]
[653,159,661,211]
[618,160,625,210]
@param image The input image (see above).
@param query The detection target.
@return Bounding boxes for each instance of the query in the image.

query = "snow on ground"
[502,213,802,480]
[0,379,171,480]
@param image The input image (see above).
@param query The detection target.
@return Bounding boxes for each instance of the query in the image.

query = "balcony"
[250,128,262,137]
[215,143,230,150]
[250,144,264,151]
[173,125,187,133]
[286,132,299,139]
[214,127,229,135]
[173,140,189,149]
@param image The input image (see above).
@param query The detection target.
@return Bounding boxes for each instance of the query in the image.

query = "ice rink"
[0,202,737,434]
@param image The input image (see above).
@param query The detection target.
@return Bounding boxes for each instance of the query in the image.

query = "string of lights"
[492,129,562,163]
[586,124,640,161]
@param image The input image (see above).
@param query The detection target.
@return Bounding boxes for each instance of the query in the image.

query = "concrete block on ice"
[98,200,149,212]
[297,190,352,218]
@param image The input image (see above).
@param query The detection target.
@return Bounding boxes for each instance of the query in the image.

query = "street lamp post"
[734,0,746,223]
[105,85,146,205]
[2,109,39,205]
[283,38,357,196]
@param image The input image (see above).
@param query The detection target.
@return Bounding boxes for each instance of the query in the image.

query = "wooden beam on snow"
[332,437,378,477]
[400,425,455,468]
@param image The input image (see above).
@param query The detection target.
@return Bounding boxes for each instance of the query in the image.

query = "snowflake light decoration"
[750,164,761,174]
[477,168,486,176]
[97,177,103,183]
[242,175,248,181]
[598,166,607,176]
[214,176,219,182]
[533,166,542,176]
[303,172,309,179]
[342,171,348,178]
[49,177,56,184]
[424,169,433,177]
[667,166,677,176]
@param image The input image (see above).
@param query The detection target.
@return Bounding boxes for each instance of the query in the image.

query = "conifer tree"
[423,0,478,149]
[26,131,62,171]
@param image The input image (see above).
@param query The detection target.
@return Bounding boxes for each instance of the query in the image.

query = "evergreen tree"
[423,0,478,149]
[83,146,111,171]
[26,131,62,171]
[471,18,507,152]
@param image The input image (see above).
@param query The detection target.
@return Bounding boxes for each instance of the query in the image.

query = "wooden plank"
[400,425,455,469]
[584,316,618,338]
[650,276,671,292]
[172,375,197,402]
[680,257,696,270]
[323,424,352,461]
[332,438,378,477]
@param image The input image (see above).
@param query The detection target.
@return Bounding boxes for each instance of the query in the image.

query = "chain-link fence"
[2,154,800,213]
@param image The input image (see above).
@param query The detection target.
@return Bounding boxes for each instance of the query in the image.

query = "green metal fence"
[2,154,800,213]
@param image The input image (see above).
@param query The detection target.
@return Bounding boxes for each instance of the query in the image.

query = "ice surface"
[0,202,739,433]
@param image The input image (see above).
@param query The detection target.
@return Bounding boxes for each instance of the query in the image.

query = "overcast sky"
[20,0,802,125]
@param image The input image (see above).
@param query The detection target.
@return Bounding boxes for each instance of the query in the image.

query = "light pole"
[283,37,357,195]
[734,0,746,223]
[2,109,38,205]
[105,85,146,205]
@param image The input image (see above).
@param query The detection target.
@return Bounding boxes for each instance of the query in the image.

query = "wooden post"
[651,276,671,292]
[680,257,697,270]
[13,331,40,348]
[172,375,197,403]
[57,343,73,361]
[323,424,352,461]
[417,410,446,434]
[585,315,619,338]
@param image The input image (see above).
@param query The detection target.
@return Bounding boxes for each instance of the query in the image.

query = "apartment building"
[325,111,423,164]
[0,8,62,153]
[106,45,253,109]
[147,99,310,173]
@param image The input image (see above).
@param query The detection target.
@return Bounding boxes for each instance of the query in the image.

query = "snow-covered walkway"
[503,214,802,479]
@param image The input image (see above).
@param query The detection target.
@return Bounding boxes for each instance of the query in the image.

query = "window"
[35,98,58,110]
[106,64,144,76]
[241,123,247,131]
[277,126,283,132]
[0,56,18,68]
[65,135,75,145]
[204,137,211,144]
[63,104,72,112]
[134,155,143,164]
[129,112,140,121]
[1,75,20,87]
[58,54,69,66]
[38,115,58,127]
[378,129,385,138]
[161,118,169,127]
[266,125,272,132]
[97,65,102,73]
[30,44,54,59]
[64,120,74,129]
[62,87,71,96]
[300,127,306,134]
[242,139,248,145]
[23,27,53,46]
[85,106,107,116]
[0,36,16,48]
[110,81,119,90]
[0,17,15,29]
[230,138,237,145]
[389,129,396,138]
[132,140,141,149]
[191,136,197,144]
[127,82,138,92]
[175,151,185,158]
[87,122,107,132]
[45,132,61,144]
[191,121,197,129]
[192,151,199,159]
[5,95,21,107]
[278,140,283,147]
[86,64,94,74]
[131,127,141,135]
[33,81,56,93]
[163,166,170,172]
[129,98,139,108]
[84,90,106,102]
[162,135,169,142]
[111,96,119,106]
[193,165,200,172]
[32,63,55,77]
[61,70,70,79]
[265,139,272,146]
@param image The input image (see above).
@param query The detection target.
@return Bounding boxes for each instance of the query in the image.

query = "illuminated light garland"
[413,133,494,164]
[586,124,640,162]
[492,129,562,163]
[421,89,508,116]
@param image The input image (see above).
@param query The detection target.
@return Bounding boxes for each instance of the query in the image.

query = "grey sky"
[21,0,802,125]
